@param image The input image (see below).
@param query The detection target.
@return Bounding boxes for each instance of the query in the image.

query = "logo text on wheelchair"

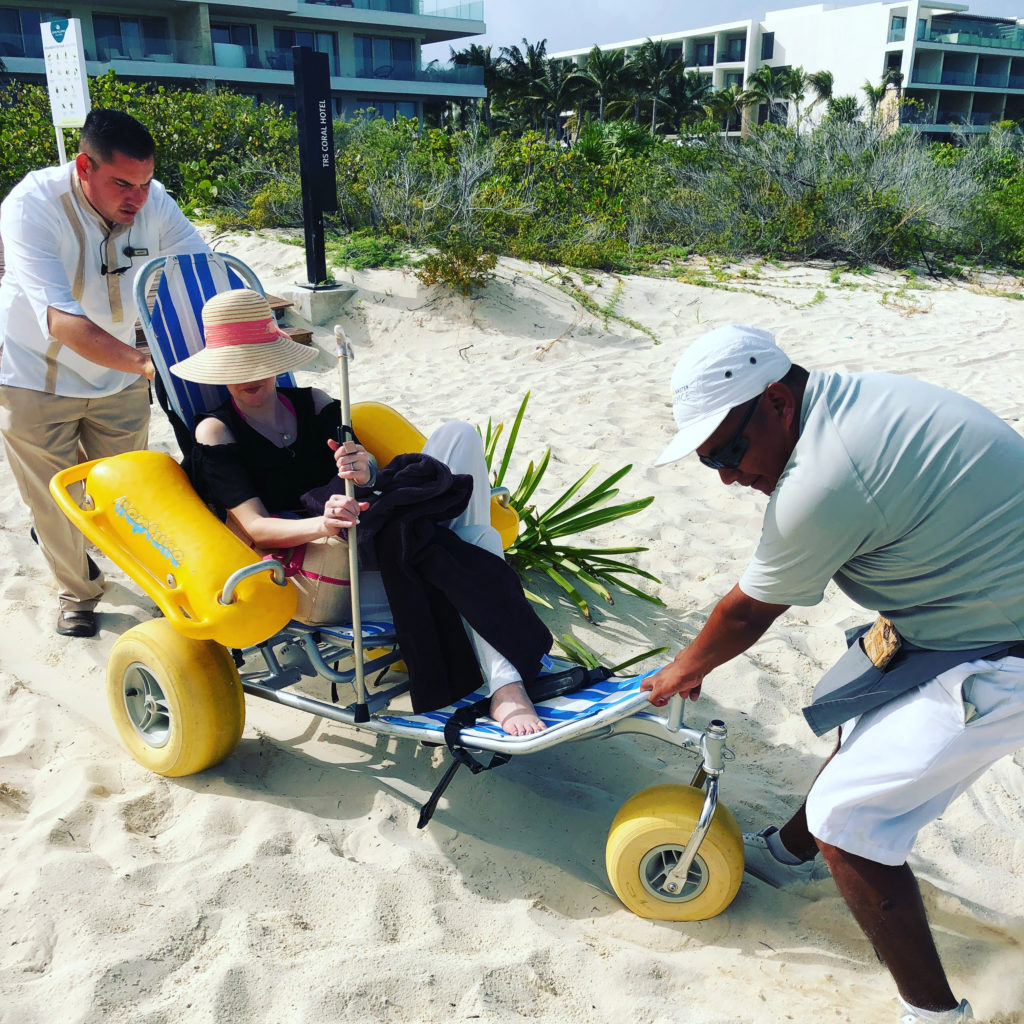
[115,497,184,568]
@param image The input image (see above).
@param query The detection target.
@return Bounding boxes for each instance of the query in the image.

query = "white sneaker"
[899,998,973,1024]
[742,826,816,887]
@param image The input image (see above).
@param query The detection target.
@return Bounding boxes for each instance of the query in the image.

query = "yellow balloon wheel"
[106,619,244,778]
[606,784,744,921]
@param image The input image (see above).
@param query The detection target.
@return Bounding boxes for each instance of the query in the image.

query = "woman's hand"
[328,439,374,486]
[319,494,368,536]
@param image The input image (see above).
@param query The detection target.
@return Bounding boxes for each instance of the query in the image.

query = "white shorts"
[805,656,1024,865]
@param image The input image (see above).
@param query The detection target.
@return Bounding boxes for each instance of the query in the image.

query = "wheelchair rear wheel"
[107,619,244,777]
[605,784,744,921]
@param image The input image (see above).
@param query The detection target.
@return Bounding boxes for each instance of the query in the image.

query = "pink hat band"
[168,287,318,386]
[203,314,290,349]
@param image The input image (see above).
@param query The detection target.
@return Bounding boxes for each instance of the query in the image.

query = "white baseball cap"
[654,324,791,466]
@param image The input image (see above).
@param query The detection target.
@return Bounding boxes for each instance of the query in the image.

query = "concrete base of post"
[288,283,358,325]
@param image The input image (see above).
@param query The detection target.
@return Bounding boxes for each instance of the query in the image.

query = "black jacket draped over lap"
[302,453,552,713]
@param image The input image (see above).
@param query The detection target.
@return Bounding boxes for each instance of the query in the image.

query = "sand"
[1,232,1022,1024]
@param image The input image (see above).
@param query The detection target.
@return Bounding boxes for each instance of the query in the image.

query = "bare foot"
[489,681,544,736]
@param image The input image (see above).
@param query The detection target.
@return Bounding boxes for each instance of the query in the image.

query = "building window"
[93,13,169,61]
[212,23,255,49]
[695,41,714,66]
[760,32,774,61]
[273,26,338,73]
[724,37,745,62]
[0,7,70,58]
[354,34,413,79]
[212,23,258,67]
[357,98,417,121]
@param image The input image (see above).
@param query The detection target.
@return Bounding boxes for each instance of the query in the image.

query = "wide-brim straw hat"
[170,288,317,385]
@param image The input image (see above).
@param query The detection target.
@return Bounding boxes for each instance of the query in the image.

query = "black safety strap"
[417,665,613,828]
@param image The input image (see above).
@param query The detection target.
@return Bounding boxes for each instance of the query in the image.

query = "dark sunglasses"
[699,395,760,470]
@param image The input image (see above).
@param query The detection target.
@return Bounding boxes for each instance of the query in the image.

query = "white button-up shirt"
[0,162,207,397]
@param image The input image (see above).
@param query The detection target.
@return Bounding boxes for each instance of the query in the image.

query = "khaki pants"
[0,378,150,611]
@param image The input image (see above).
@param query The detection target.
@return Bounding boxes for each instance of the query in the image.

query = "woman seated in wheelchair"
[171,288,545,735]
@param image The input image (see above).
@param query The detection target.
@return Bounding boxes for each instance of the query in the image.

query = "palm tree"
[628,38,682,134]
[449,43,499,130]
[825,94,863,123]
[498,38,549,131]
[882,66,905,103]
[778,65,809,130]
[665,69,713,131]
[806,69,834,119]
[704,84,746,133]
[862,78,887,122]
[573,45,626,124]
[531,59,580,141]
[742,64,788,126]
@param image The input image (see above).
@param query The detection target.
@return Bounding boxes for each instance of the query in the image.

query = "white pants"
[358,420,520,698]
[806,656,1024,864]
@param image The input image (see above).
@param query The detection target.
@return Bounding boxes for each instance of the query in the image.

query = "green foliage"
[415,235,497,294]
[479,393,661,620]
[328,230,410,270]
[4,72,1024,271]
[0,72,296,215]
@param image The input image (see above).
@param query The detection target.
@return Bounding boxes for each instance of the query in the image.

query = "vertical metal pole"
[335,326,369,723]
[55,126,67,165]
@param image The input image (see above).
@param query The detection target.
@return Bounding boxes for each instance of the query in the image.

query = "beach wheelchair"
[49,252,744,921]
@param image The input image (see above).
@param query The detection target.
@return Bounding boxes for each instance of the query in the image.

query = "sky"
[423,0,1018,60]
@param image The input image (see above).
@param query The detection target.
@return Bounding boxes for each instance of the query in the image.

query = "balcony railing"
[94,41,181,64]
[305,1,417,11]
[921,26,1024,52]
[888,27,906,43]
[912,69,1021,89]
[421,1,484,18]
[350,58,483,84]
[303,0,483,14]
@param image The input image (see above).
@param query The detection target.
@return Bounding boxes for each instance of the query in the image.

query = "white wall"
[763,2,898,101]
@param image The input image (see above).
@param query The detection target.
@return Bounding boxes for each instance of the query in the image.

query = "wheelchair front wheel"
[605,784,744,921]
[107,619,244,777]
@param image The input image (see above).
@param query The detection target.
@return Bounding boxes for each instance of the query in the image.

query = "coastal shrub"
[665,121,989,264]
[0,81,68,194]
[328,230,409,270]
[0,72,297,210]
[415,235,497,295]
[4,73,1023,269]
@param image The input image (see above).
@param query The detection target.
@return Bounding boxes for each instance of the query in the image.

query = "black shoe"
[30,526,100,581]
[57,609,98,638]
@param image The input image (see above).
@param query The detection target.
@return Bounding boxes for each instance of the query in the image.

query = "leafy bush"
[328,230,410,269]
[415,235,497,294]
[3,74,1023,269]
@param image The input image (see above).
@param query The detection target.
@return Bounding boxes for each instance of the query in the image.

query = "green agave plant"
[555,633,668,675]
[479,393,663,620]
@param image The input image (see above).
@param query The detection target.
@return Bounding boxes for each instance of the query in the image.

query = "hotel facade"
[0,0,487,121]
[551,2,1024,134]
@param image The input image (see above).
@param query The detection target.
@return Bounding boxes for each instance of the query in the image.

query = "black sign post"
[293,46,337,289]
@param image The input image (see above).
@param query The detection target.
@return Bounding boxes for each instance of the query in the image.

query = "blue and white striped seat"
[134,251,294,435]
[377,663,659,742]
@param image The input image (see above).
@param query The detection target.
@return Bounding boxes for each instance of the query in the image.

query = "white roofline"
[550,20,756,61]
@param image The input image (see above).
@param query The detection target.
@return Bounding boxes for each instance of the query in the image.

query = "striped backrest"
[135,252,294,432]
